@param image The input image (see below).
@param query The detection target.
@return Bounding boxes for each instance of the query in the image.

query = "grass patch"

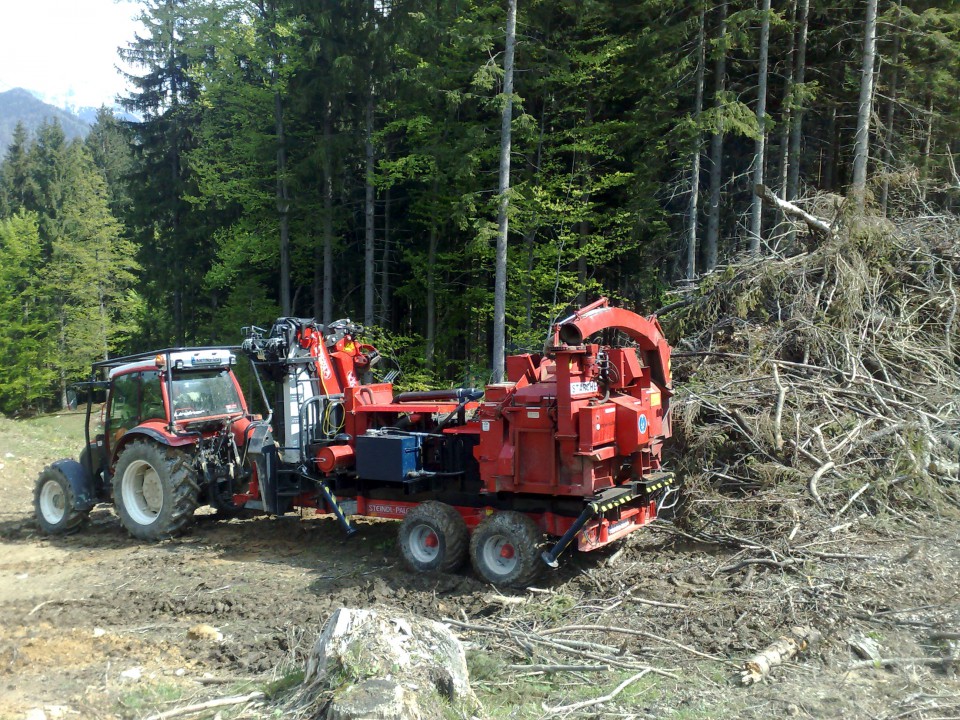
[465,649,501,682]
[114,681,183,714]
[0,411,88,464]
[263,669,305,699]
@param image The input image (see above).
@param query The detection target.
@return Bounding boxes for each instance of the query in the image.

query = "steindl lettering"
[369,503,409,515]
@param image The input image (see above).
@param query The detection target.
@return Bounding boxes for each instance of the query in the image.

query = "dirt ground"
[1,413,959,720]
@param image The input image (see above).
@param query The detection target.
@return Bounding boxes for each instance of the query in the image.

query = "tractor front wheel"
[469,511,544,587]
[34,467,89,535]
[398,501,469,574]
[113,441,199,540]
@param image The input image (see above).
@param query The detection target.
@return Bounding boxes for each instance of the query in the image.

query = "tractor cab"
[102,348,247,461]
[35,346,255,541]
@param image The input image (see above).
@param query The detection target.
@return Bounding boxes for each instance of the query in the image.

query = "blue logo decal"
[638,415,648,434]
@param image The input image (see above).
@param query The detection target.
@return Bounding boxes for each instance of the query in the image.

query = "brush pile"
[664,201,960,548]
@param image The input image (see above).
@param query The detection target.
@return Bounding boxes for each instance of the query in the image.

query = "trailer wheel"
[113,441,199,540]
[469,511,544,587]
[399,502,469,573]
[34,467,89,535]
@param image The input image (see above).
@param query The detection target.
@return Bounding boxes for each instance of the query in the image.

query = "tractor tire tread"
[113,440,199,541]
[33,466,89,535]
[469,511,544,588]
[399,501,469,574]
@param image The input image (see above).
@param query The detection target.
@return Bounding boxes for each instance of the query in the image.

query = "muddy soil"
[2,415,959,719]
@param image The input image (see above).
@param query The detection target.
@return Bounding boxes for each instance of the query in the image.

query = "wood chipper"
[238,297,677,586]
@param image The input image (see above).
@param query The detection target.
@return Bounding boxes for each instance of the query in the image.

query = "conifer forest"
[1,0,958,413]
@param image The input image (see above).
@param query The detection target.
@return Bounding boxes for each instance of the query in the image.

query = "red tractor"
[34,348,257,539]
[35,299,677,586]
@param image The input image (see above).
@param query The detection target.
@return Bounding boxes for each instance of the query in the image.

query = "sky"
[0,0,145,110]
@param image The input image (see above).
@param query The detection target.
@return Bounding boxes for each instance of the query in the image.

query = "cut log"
[740,626,820,685]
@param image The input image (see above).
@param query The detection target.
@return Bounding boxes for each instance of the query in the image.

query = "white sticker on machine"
[570,381,598,395]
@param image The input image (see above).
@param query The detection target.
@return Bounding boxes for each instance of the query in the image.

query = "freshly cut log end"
[740,626,820,685]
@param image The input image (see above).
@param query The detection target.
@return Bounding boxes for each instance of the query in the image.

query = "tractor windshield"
[170,369,243,421]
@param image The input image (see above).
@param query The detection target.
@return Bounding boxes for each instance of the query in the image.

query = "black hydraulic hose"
[83,377,94,481]
[249,359,273,425]
[394,388,483,403]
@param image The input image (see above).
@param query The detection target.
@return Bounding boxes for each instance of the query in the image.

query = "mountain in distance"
[76,105,140,125]
[0,88,91,153]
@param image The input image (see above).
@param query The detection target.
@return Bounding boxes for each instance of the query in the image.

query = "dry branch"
[143,691,265,720]
[808,461,834,512]
[847,656,953,670]
[540,624,736,666]
[755,184,836,238]
[542,669,651,715]
[443,619,681,678]
[507,664,611,673]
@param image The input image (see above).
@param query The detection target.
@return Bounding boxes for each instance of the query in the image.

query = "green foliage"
[0,211,55,413]
[2,0,960,406]
[0,125,140,413]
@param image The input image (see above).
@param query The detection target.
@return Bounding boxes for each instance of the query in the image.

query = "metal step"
[635,471,676,495]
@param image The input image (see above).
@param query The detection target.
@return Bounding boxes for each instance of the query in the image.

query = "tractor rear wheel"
[113,441,199,540]
[469,511,544,587]
[34,467,89,535]
[398,501,469,574]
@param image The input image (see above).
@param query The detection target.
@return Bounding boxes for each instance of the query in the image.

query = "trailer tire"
[398,502,469,574]
[34,467,89,535]
[470,511,544,588]
[113,441,199,540]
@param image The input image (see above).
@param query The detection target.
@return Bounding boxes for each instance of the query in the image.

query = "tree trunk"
[879,5,901,217]
[380,185,391,327]
[425,223,438,371]
[824,100,839,190]
[364,86,376,328]
[275,89,291,317]
[786,0,809,202]
[777,0,797,199]
[578,99,593,303]
[749,0,771,253]
[685,6,706,280]
[524,101,547,332]
[492,0,517,382]
[322,96,334,325]
[851,0,878,209]
[921,95,935,204]
[705,0,728,273]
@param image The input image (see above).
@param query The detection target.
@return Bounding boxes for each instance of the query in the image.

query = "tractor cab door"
[105,370,165,461]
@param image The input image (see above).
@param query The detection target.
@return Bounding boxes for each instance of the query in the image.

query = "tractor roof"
[97,347,238,379]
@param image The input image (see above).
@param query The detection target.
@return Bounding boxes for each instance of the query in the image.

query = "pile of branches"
[664,199,960,545]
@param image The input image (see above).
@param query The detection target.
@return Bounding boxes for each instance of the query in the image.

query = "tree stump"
[302,608,478,719]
